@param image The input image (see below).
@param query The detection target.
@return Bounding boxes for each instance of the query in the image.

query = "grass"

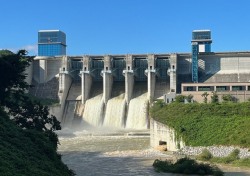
[197,149,250,168]
[153,157,224,175]
[0,108,74,176]
[150,101,250,148]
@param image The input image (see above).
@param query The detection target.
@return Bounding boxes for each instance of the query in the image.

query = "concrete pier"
[124,55,134,104]
[80,72,92,104]
[146,54,156,103]
[58,56,72,104]
[81,56,92,104]
[102,56,113,104]
[169,54,177,92]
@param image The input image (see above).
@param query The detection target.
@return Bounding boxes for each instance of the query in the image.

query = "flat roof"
[38,30,61,32]
[192,29,211,32]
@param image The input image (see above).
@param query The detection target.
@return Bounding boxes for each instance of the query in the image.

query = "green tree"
[222,94,234,102]
[0,50,61,132]
[175,95,186,103]
[186,94,193,103]
[211,91,219,103]
[0,50,31,106]
[10,96,61,131]
[201,92,209,103]
[0,49,14,56]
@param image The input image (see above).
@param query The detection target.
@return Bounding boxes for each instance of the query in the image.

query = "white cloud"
[0,44,38,55]
[21,44,38,55]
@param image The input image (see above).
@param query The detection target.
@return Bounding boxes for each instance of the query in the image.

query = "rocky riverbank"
[176,146,250,158]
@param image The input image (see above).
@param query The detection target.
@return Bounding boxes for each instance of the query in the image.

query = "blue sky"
[1,0,250,55]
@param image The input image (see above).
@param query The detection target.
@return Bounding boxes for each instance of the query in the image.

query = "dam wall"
[59,54,175,129]
[28,51,250,128]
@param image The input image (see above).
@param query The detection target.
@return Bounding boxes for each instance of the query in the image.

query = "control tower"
[191,30,212,82]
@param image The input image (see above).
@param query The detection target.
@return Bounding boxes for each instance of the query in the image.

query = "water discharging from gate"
[126,82,148,129]
[80,82,148,129]
[103,82,126,128]
[82,82,104,127]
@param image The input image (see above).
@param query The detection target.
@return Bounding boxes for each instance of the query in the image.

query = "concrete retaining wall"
[150,118,185,151]
[49,105,62,122]
[47,59,62,81]
[24,61,33,86]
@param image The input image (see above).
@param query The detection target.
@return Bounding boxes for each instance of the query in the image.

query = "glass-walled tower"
[191,30,212,82]
[38,30,66,56]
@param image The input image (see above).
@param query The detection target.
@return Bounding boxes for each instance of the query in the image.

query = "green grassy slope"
[0,109,74,176]
[150,102,250,148]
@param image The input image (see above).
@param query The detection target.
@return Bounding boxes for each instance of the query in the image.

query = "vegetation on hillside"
[0,108,74,175]
[0,50,74,175]
[150,100,250,147]
[197,149,250,168]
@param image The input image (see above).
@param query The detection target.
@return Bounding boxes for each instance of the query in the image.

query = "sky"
[1,0,250,56]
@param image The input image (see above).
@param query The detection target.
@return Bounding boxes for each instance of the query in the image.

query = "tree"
[0,49,14,56]
[0,50,31,106]
[10,96,61,131]
[0,50,61,132]
[186,94,194,103]
[211,91,219,103]
[201,92,209,103]
[175,95,186,103]
[222,94,235,102]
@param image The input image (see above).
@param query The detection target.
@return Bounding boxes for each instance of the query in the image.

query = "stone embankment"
[176,146,250,158]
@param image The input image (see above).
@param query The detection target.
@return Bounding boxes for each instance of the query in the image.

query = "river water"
[58,128,250,176]
[57,129,175,176]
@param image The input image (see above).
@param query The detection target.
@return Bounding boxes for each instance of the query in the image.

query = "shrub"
[153,157,224,176]
[197,149,213,161]
[211,149,240,164]
[211,92,219,103]
[201,92,209,103]
[222,94,234,102]
[186,94,194,103]
[175,95,186,103]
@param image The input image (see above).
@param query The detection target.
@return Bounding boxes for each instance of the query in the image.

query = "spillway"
[126,83,148,129]
[103,96,126,128]
[62,81,151,129]
[103,82,126,128]
[82,83,104,127]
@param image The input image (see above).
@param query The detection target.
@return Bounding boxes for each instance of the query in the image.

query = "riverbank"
[57,128,250,176]
[177,146,250,158]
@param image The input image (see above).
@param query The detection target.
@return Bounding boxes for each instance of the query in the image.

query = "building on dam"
[28,29,250,129]
[38,30,66,56]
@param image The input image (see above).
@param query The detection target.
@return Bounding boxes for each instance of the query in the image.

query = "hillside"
[150,101,250,148]
[0,109,74,176]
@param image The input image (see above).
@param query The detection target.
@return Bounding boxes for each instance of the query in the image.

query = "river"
[57,128,250,176]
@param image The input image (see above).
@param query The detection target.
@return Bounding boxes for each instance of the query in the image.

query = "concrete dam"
[29,54,176,129]
[29,51,250,129]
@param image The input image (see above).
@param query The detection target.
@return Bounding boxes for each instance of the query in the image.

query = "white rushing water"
[82,94,104,127]
[57,129,173,176]
[126,93,148,129]
[58,129,250,176]
[103,94,126,128]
